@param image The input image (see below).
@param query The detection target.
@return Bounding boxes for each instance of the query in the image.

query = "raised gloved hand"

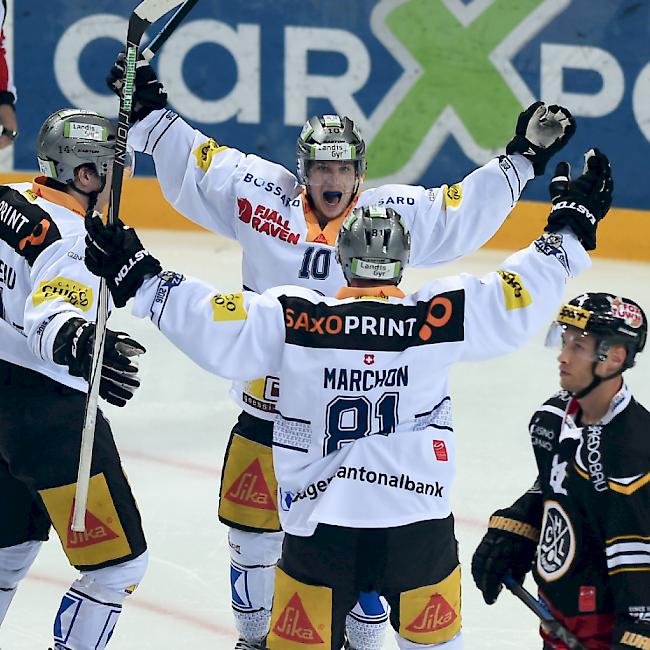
[545,148,613,251]
[471,508,539,605]
[53,317,145,407]
[85,212,162,308]
[506,102,576,176]
[106,51,167,123]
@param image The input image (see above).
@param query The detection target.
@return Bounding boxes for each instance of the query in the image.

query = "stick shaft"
[72,0,184,533]
[142,0,199,60]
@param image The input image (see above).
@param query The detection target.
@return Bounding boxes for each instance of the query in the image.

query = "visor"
[544,322,599,362]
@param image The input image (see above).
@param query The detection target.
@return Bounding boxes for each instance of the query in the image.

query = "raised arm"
[84,215,284,381]
[403,103,576,266]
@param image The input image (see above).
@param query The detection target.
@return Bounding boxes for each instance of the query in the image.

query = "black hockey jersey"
[527,384,650,648]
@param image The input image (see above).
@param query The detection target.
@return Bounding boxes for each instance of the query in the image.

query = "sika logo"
[66,505,119,548]
[225,459,276,510]
[272,593,324,644]
[406,594,457,634]
[363,354,375,365]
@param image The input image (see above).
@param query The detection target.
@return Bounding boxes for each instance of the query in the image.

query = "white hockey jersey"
[0,180,105,390]
[128,109,534,418]
[131,230,590,535]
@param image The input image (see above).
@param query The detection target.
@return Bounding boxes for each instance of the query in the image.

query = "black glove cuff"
[506,136,548,175]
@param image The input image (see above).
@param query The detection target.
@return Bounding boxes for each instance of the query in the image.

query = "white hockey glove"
[506,102,576,176]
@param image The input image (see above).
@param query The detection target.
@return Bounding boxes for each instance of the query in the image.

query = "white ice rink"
[2,229,648,649]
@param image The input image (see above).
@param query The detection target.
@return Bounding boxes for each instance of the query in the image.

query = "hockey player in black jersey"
[472,292,650,649]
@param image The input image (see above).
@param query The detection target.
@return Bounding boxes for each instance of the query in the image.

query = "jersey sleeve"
[443,230,590,361]
[23,234,105,363]
[127,109,253,239]
[406,154,534,266]
[603,471,650,637]
[130,272,285,380]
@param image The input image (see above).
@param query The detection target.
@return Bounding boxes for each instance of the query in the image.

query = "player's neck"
[577,375,624,425]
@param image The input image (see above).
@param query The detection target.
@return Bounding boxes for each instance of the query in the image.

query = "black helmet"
[296,114,366,190]
[336,205,410,284]
[548,292,647,370]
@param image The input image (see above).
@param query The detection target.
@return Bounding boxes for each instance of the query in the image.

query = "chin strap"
[573,363,624,399]
[70,174,107,213]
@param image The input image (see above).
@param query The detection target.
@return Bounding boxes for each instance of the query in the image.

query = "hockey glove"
[612,619,650,649]
[471,508,540,605]
[106,52,167,123]
[85,213,162,308]
[506,102,576,176]
[545,148,613,251]
[53,317,145,407]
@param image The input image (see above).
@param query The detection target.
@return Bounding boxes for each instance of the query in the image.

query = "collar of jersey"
[302,189,359,245]
[559,382,631,442]
[335,285,405,300]
[32,177,87,217]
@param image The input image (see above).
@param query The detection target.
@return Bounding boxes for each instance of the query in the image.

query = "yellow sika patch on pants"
[267,567,332,648]
[399,564,462,644]
[39,473,132,566]
[219,434,280,530]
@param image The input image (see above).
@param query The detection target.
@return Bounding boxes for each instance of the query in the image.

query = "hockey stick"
[72,0,189,532]
[504,577,587,650]
[142,0,199,61]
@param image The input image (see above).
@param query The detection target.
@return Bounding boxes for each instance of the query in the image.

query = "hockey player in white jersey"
[84,145,612,649]
[106,53,576,649]
[0,110,149,649]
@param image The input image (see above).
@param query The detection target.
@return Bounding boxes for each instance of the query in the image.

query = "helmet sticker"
[610,298,643,329]
[557,304,591,330]
[63,122,107,142]
[351,258,401,280]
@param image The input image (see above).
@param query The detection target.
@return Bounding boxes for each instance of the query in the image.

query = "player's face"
[307,161,358,221]
[557,328,598,392]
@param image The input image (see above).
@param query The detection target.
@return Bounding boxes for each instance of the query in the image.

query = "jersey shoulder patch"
[0,185,62,265]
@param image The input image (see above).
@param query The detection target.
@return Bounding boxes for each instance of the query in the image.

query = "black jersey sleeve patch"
[0,186,62,265]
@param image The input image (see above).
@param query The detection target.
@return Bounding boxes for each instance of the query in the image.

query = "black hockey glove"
[106,52,167,123]
[612,619,650,649]
[471,508,539,605]
[85,213,162,308]
[53,317,145,407]
[545,148,613,251]
[506,102,576,176]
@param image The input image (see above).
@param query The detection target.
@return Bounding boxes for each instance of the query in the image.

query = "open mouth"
[323,191,342,206]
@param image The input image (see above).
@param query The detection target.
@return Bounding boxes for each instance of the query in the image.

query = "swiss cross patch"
[433,440,448,461]
[363,354,375,365]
